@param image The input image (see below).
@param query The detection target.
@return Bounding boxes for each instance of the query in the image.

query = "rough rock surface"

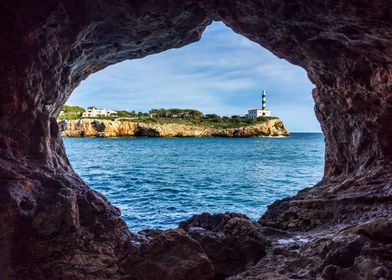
[179,213,270,279]
[0,0,392,279]
[61,118,289,137]
[228,219,392,280]
[119,229,215,280]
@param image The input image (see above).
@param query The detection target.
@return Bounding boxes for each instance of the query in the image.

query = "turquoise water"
[63,133,324,231]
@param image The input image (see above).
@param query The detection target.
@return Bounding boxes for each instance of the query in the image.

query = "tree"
[205,114,220,120]
[58,105,86,120]
[117,110,134,118]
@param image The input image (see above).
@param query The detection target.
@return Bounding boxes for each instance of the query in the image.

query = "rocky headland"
[61,118,289,137]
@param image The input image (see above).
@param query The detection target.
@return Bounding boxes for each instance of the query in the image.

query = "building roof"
[248,108,270,111]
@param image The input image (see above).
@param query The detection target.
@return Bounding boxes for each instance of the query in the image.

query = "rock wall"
[61,119,289,137]
[0,1,391,279]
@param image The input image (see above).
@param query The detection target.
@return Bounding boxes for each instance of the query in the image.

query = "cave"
[1,1,391,279]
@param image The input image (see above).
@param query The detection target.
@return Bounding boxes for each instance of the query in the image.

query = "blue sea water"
[63,133,325,231]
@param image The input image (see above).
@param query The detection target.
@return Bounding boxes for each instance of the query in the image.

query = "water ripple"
[64,133,324,231]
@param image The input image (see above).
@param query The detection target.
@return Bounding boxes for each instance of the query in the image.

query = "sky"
[68,22,321,132]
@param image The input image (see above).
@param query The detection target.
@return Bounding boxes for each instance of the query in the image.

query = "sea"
[63,133,325,231]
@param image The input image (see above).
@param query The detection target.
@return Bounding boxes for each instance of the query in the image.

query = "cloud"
[69,22,320,132]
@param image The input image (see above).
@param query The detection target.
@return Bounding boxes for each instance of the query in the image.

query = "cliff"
[61,118,289,138]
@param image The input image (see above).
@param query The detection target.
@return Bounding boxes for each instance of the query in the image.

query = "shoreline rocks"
[60,118,290,138]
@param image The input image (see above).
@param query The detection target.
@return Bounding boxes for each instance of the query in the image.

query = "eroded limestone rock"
[61,118,289,137]
[0,0,391,279]
[179,213,269,279]
[119,229,215,280]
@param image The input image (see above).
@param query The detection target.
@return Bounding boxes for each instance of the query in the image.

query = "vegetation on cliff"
[128,115,278,129]
[58,105,279,129]
[58,105,85,120]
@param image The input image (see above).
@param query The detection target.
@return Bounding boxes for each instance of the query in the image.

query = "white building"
[246,90,271,118]
[82,107,118,117]
[246,108,271,118]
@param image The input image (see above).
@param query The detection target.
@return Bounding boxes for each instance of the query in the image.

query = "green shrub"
[57,105,278,128]
[58,105,85,120]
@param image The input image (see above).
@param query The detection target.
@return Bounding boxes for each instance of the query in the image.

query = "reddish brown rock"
[0,0,392,279]
[179,213,269,279]
[119,229,215,280]
[228,220,392,280]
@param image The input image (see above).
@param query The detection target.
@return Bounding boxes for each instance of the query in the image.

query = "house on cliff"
[82,107,118,117]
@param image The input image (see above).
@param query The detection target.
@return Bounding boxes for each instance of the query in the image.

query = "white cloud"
[69,22,320,132]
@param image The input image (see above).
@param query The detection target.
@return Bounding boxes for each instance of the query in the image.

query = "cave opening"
[2,1,391,279]
[61,22,324,231]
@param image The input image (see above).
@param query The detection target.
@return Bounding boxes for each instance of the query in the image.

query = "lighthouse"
[245,89,271,118]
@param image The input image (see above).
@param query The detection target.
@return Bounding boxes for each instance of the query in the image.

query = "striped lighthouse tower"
[262,90,267,115]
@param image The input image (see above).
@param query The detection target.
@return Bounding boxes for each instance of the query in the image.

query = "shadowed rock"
[180,213,269,279]
[119,229,215,280]
[0,0,392,279]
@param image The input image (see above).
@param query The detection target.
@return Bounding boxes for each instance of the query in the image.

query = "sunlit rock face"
[60,118,289,137]
[0,0,391,279]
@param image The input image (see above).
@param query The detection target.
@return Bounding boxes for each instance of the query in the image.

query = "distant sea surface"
[63,133,325,231]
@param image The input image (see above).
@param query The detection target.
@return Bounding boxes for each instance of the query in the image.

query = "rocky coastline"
[61,118,289,138]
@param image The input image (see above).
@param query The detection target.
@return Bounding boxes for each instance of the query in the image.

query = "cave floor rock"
[1,0,392,279]
[177,211,392,280]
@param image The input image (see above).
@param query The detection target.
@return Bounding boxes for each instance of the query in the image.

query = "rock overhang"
[0,1,392,279]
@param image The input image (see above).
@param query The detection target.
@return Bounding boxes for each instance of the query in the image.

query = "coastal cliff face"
[61,119,289,138]
[1,1,392,280]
